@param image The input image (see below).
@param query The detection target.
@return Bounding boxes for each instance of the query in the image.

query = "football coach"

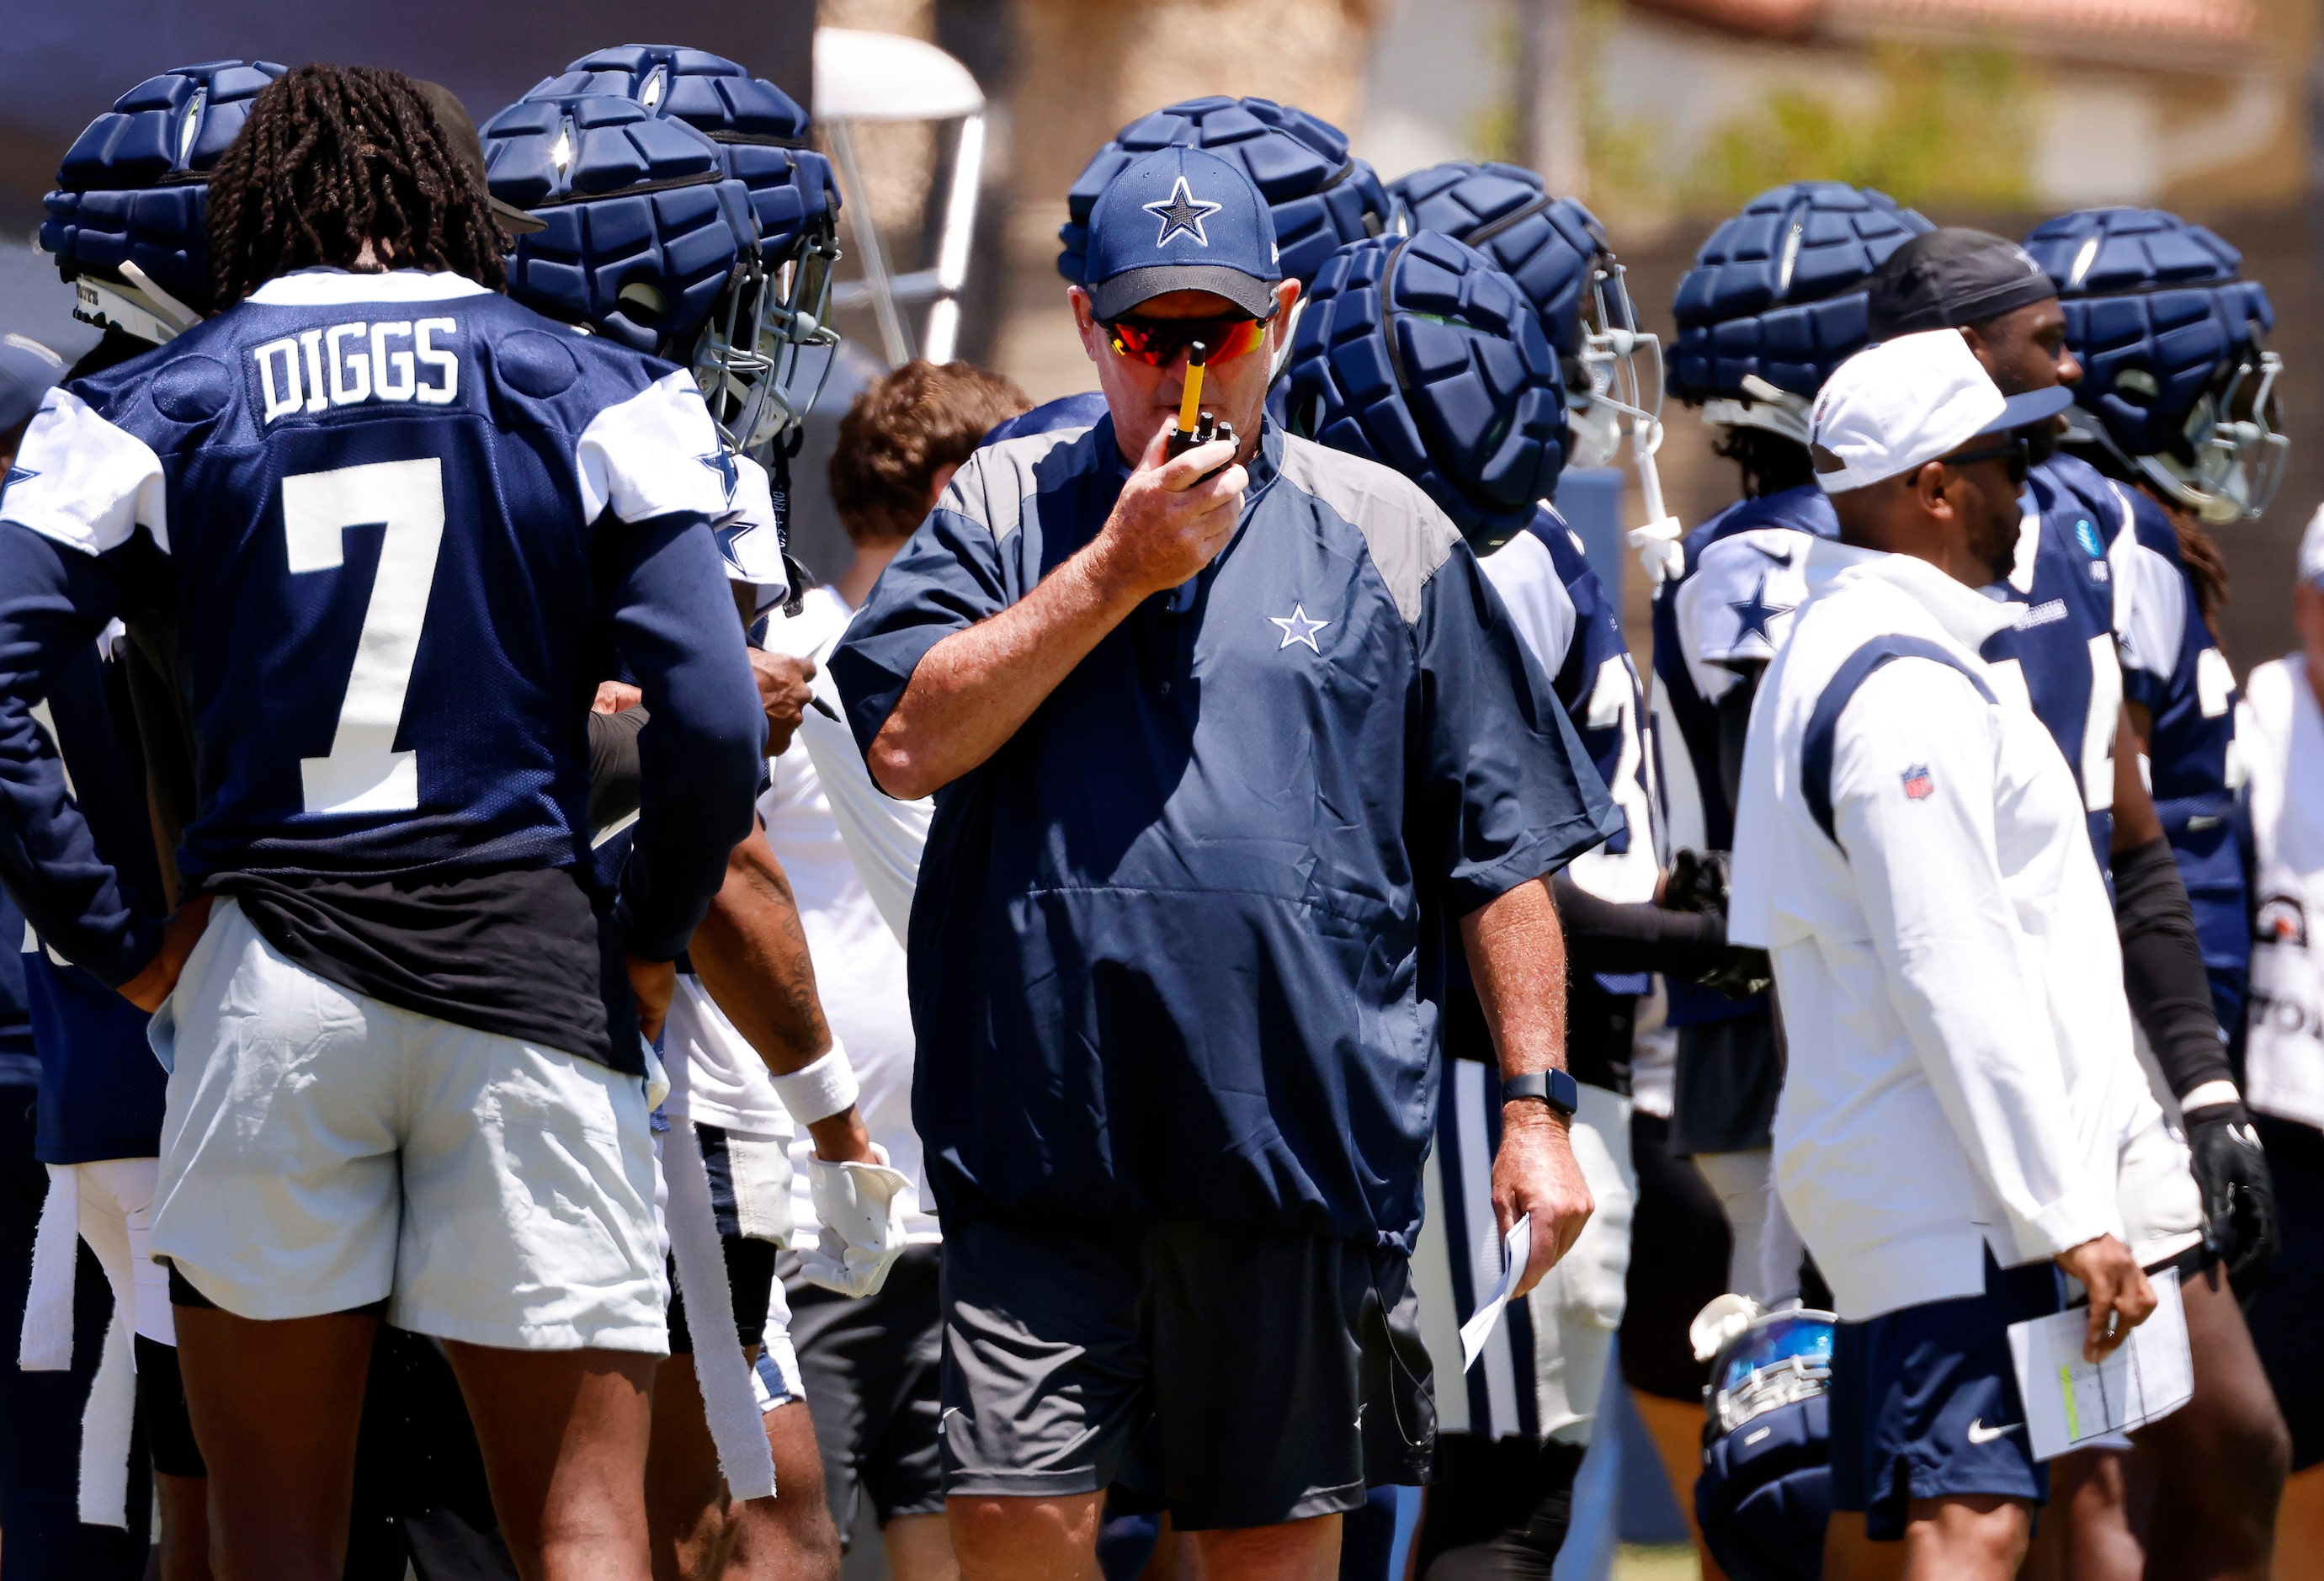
[831,143,1619,1578]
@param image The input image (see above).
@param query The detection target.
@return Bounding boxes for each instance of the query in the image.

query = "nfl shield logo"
[1901,764,1934,801]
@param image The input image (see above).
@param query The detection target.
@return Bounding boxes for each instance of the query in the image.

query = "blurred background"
[0,2,2311,1573]
[0,0,2316,663]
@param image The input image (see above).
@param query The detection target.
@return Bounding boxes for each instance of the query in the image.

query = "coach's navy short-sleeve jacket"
[832,415,1617,1251]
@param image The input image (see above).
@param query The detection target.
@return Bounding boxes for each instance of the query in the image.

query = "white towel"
[663,1120,778,1501]
[19,1165,78,1371]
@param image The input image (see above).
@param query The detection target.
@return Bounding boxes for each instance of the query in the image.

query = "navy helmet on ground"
[1057,96,1394,291]
[1669,181,1931,443]
[1694,1302,1837,1581]
[484,44,840,452]
[40,60,286,339]
[2024,206,2285,524]
[1284,230,1566,547]
[1389,160,1661,473]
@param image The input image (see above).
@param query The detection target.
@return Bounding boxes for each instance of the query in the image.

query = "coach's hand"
[1092,420,1246,599]
[1495,1101,1594,1297]
[119,895,215,1014]
[2056,1233,2156,1362]
[750,649,815,757]
[627,952,676,1042]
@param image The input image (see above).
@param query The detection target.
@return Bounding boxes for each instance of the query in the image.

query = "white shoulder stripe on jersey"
[2116,538,2189,684]
[247,267,493,306]
[1478,530,1577,677]
[1,387,168,556]
[576,370,730,526]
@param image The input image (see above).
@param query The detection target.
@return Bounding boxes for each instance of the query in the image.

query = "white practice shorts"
[2119,1106,2204,1270]
[149,899,667,1352]
[72,1157,174,1347]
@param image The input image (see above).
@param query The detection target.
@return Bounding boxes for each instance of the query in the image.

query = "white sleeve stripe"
[1477,530,1577,676]
[1,387,168,556]
[575,370,729,526]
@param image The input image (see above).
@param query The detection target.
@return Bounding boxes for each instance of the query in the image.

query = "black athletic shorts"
[939,1215,1435,1531]
[1619,1110,1733,1403]
[1669,1014,1782,1157]
[2246,1114,2324,1471]
[784,1242,945,1536]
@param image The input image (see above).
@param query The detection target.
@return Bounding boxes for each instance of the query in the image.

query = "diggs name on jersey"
[253,317,460,420]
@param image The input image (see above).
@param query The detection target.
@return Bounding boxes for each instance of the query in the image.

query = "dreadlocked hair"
[207,64,506,306]
[1713,426,1817,499]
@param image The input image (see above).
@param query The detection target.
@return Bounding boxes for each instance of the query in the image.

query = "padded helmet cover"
[1284,230,1567,544]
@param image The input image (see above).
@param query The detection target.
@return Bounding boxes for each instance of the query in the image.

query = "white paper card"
[1460,1214,1532,1372]
[2007,1268,2194,1461]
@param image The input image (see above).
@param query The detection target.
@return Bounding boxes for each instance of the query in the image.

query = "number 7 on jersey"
[281,457,445,816]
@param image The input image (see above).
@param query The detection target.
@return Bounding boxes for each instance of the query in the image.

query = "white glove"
[799,1143,912,1298]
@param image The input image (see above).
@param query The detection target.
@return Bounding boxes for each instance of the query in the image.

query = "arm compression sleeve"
[1550,873,1730,977]
[2112,834,2235,1101]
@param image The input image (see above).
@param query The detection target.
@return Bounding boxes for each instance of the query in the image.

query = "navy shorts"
[1829,1255,2061,1540]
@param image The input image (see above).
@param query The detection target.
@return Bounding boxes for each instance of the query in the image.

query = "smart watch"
[1502,1068,1580,1117]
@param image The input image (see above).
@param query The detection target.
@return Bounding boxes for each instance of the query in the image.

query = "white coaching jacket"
[1728,541,2154,1320]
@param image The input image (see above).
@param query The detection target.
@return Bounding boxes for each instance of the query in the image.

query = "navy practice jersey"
[0,890,29,1090]
[1651,481,1835,1030]
[2113,490,2247,1026]
[1977,455,2132,869]
[0,268,764,982]
[12,627,167,1163]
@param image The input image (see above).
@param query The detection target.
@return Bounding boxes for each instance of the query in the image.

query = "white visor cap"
[1807,327,2071,495]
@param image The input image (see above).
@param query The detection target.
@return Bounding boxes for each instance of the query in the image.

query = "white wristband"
[770,1041,858,1126]
[2180,1079,2242,1115]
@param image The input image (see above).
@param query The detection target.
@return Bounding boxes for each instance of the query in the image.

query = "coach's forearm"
[867,540,1147,800]
[1461,877,1570,1084]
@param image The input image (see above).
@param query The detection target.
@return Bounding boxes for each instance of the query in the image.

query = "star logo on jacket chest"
[1268,603,1331,652]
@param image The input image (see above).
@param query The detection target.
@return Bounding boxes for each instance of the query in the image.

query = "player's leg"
[2113,1113,2289,1580]
[2280,1466,2324,1581]
[646,1347,738,1580]
[947,1492,1106,1578]
[149,900,407,1579]
[885,1514,963,1581]
[446,1340,657,1578]
[721,1260,840,1581]
[2246,1114,2324,1580]
[726,1394,843,1581]
[1897,1495,2030,1580]
[173,1303,380,1579]
[1188,1514,1341,1579]
[393,1012,667,1580]
[2130,1258,2289,1579]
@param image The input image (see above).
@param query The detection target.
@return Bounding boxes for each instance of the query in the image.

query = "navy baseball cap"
[0,335,66,433]
[1084,145,1284,322]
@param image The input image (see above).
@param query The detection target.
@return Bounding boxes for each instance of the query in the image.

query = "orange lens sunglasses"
[1104,314,1268,368]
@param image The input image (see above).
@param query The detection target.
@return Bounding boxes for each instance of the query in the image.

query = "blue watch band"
[1502,1068,1579,1116]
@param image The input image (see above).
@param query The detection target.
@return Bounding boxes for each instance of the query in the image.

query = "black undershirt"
[210,864,625,1073]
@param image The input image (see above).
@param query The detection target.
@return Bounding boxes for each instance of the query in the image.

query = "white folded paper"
[2007,1268,2194,1461]
[1460,1214,1533,1372]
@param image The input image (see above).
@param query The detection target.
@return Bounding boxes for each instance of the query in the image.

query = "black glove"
[2184,1100,2279,1298]
[1661,849,1771,998]
[1662,848,1731,916]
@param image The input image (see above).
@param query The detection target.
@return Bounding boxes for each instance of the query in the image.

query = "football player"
[485,45,882,1581]
[0,63,767,1579]
[1284,217,1749,1578]
[1864,225,2287,1581]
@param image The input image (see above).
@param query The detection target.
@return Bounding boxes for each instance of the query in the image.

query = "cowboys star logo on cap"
[1143,176,1223,248]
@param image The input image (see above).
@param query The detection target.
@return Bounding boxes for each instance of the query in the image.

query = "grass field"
[1614,1543,1701,1579]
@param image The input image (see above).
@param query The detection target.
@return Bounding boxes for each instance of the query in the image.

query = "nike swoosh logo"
[1966,1419,2020,1444]
[1747,542,1796,567]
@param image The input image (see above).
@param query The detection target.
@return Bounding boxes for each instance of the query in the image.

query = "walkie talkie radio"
[1162,342,1233,615]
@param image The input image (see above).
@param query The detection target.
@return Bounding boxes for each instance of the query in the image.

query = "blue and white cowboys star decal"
[699,448,739,503]
[713,515,758,575]
[1728,572,1794,646]
[1144,176,1222,248]
[1268,603,1330,652]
